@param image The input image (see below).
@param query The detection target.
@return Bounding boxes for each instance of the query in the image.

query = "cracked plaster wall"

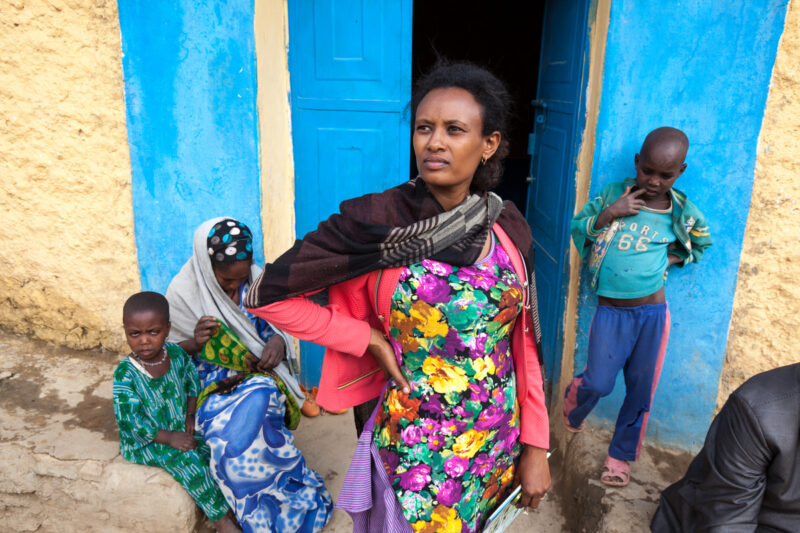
[0,0,139,352]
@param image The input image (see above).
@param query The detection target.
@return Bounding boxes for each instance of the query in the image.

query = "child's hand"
[185,414,195,436]
[185,396,197,435]
[665,253,682,273]
[593,187,647,231]
[168,431,198,452]
[609,186,646,218]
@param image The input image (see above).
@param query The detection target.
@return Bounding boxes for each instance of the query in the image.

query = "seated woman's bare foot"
[213,514,242,533]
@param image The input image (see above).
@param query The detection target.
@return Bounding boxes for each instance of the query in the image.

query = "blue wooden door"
[526,0,591,391]
[287,0,412,387]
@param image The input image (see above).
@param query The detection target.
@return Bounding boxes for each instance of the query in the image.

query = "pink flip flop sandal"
[601,456,630,487]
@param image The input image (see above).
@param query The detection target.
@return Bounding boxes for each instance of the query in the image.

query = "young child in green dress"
[113,291,240,533]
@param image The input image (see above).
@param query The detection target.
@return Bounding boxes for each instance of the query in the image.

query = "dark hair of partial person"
[410,60,512,193]
[122,291,170,323]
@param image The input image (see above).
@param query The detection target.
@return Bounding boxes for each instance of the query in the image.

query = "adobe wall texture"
[0,0,138,352]
[720,1,800,406]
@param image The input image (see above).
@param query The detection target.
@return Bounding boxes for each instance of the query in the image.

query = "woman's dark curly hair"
[411,61,512,193]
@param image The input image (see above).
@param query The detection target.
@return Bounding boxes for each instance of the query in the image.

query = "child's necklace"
[131,347,167,367]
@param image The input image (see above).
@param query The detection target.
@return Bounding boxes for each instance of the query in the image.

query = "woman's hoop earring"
[481,154,488,165]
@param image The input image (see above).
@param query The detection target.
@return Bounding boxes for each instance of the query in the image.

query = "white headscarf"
[166,217,303,403]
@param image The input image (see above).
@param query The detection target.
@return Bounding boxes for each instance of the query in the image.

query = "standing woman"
[245,63,550,531]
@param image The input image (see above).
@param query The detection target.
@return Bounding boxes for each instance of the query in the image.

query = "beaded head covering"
[207,219,253,264]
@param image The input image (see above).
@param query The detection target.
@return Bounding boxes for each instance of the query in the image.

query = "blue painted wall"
[573,0,787,451]
[118,1,264,293]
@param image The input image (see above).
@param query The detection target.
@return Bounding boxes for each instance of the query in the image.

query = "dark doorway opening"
[411,1,546,213]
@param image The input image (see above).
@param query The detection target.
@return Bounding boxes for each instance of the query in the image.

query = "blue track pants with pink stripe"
[564,303,670,461]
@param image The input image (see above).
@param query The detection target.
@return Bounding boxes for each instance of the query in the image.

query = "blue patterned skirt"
[197,373,332,532]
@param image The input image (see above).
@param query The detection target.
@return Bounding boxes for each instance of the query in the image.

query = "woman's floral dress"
[373,234,523,532]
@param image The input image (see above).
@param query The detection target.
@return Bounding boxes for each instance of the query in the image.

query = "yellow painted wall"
[0,0,138,351]
[254,0,297,261]
[720,0,800,406]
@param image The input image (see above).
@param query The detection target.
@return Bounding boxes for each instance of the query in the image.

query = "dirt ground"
[294,410,567,532]
[0,329,691,532]
[555,427,693,533]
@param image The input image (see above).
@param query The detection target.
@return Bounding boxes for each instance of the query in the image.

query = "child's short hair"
[641,126,689,157]
[122,291,170,323]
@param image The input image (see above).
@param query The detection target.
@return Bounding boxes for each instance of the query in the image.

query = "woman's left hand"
[257,335,286,371]
[514,445,551,510]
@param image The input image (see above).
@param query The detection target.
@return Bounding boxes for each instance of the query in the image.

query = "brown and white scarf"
[244,178,543,351]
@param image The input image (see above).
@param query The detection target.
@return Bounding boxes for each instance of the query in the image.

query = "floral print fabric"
[192,330,332,532]
[197,375,333,532]
[373,235,524,532]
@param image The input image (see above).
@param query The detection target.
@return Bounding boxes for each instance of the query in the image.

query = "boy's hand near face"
[594,186,647,231]
[610,186,647,216]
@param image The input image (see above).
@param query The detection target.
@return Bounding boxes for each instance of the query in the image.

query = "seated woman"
[166,217,333,533]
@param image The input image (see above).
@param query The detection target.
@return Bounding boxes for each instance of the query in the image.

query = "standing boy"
[564,127,711,486]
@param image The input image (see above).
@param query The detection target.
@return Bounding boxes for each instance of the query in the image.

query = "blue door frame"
[526,0,591,393]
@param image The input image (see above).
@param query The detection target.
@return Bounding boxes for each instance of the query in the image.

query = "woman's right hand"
[180,316,219,355]
[367,328,411,394]
[193,316,219,346]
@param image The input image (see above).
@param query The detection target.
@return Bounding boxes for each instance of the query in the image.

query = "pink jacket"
[250,223,549,449]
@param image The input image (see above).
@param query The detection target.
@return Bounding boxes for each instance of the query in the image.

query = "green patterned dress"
[112,343,229,521]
